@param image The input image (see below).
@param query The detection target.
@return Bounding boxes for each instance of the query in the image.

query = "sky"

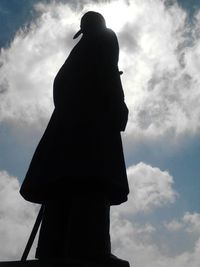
[0,0,200,266]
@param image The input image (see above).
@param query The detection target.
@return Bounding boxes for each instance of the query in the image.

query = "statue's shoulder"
[99,28,118,45]
[103,28,117,39]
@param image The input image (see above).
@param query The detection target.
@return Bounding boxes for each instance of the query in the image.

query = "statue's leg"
[67,193,111,260]
[35,193,111,261]
[35,201,68,259]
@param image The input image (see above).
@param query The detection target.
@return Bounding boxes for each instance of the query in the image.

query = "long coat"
[20,28,129,205]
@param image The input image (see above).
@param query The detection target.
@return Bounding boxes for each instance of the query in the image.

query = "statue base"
[0,259,130,267]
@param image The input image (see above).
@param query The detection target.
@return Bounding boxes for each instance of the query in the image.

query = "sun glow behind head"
[82,1,132,33]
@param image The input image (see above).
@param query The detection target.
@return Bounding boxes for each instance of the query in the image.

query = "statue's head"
[73,11,106,39]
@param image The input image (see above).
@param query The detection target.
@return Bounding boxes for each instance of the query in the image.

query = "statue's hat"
[73,11,106,39]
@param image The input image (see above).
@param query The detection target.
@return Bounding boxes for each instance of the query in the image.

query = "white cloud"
[117,1,200,137]
[164,220,183,231]
[117,162,177,214]
[0,3,79,128]
[111,210,200,267]
[0,0,200,138]
[183,212,200,233]
[164,212,200,234]
[0,171,38,260]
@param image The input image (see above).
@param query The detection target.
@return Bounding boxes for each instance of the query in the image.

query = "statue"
[20,11,129,265]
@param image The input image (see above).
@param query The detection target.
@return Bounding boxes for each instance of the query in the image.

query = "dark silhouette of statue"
[20,11,129,265]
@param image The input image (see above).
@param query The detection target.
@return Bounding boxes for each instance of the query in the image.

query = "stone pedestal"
[0,259,130,267]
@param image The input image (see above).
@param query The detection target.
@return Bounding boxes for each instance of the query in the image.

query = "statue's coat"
[20,28,129,205]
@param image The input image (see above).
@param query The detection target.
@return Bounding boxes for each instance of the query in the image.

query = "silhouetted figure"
[20,11,129,265]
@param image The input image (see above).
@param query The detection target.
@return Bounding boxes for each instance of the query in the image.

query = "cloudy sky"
[0,0,200,266]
